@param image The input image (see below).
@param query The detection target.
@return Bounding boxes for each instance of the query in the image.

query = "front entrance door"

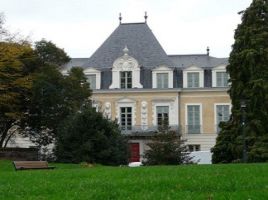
[129,143,140,162]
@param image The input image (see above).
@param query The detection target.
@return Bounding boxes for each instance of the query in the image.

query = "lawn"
[0,160,267,200]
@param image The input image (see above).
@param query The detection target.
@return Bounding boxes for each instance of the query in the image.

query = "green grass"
[0,160,267,200]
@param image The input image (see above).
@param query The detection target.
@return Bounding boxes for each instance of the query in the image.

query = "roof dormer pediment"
[153,65,173,71]
[112,46,139,71]
[185,65,203,71]
[212,64,227,70]
[83,67,100,74]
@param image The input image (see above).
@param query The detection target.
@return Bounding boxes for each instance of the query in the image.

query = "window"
[120,107,132,130]
[188,144,201,152]
[156,73,168,88]
[187,105,201,134]
[120,71,132,89]
[156,106,169,128]
[187,72,199,88]
[216,105,230,133]
[216,72,228,87]
[87,74,96,89]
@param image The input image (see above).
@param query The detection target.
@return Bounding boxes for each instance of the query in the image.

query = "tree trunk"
[3,128,16,148]
[0,120,13,148]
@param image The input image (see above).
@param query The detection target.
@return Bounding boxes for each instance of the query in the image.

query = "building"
[62,17,231,162]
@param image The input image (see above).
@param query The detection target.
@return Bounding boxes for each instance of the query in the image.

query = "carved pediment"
[113,46,139,70]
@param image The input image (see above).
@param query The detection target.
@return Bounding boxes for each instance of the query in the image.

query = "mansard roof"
[168,54,228,69]
[63,58,89,70]
[82,22,174,69]
[62,22,229,71]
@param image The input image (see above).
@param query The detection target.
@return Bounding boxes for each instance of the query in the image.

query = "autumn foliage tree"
[0,40,38,147]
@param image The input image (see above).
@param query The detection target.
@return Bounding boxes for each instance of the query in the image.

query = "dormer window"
[183,66,204,88]
[83,68,101,90]
[86,74,96,89]
[212,65,229,87]
[156,73,168,88]
[110,46,143,89]
[187,72,199,88]
[120,71,132,89]
[216,72,228,87]
[152,66,173,89]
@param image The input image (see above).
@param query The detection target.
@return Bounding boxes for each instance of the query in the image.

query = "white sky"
[1,0,252,58]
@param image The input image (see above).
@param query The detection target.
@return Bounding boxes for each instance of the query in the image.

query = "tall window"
[156,73,168,88]
[216,72,228,87]
[87,74,96,89]
[120,107,132,130]
[187,105,201,134]
[216,105,230,133]
[120,71,132,89]
[156,106,169,128]
[187,72,199,88]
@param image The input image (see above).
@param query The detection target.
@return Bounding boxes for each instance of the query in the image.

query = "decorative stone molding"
[104,102,111,119]
[109,46,143,89]
[141,101,148,130]
[151,97,179,126]
[115,98,136,126]
[92,99,100,112]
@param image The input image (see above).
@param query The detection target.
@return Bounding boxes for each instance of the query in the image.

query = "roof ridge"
[71,57,88,59]
[121,22,146,25]
[168,54,207,57]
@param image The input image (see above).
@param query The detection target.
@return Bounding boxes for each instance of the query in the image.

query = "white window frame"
[156,106,169,126]
[185,103,203,134]
[214,103,231,133]
[115,98,136,128]
[120,71,132,89]
[110,47,143,89]
[183,66,204,88]
[152,98,178,127]
[152,66,173,89]
[84,68,101,89]
[120,107,133,130]
[212,65,229,87]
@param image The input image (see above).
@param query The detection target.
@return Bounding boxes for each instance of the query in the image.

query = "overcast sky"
[1,0,252,58]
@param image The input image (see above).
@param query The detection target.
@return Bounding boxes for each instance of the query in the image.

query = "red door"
[129,143,140,162]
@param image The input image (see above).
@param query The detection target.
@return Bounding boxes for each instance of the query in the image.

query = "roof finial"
[206,46,210,56]
[123,45,129,56]
[144,11,148,23]
[119,13,122,24]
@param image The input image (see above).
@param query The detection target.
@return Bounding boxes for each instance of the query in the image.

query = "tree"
[55,105,129,165]
[0,41,37,147]
[24,66,91,146]
[143,127,192,165]
[35,39,70,66]
[212,0,268,163]
[0,13,9,42]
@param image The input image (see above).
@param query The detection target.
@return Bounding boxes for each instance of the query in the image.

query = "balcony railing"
[185,125,202,134]
[119,125,180,135]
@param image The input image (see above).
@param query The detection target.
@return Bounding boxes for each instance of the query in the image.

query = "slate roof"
[168,54,229,69]
[61,22,229,89]
[63,58,89,70]
[82,22,174,69]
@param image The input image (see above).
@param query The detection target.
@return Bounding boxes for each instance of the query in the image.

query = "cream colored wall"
[92,91,178,126]
[93,89,231,152]
[180,90,230,134]
[180,90,231,151]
